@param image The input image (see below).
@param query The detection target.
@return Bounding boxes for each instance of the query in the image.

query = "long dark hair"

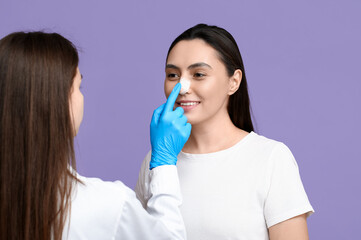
[166,24,254,132]
[0,32,79,240]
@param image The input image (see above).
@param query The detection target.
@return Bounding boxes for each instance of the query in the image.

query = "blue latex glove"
[149,83,192,170]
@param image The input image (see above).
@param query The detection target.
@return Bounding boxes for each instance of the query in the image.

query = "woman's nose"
[179,78,191,95]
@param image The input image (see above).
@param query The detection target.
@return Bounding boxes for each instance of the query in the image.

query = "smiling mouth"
[178,101,200,106]
[176,101,201,111]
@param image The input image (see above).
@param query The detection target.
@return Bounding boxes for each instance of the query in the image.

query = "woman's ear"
[228,69,242,95]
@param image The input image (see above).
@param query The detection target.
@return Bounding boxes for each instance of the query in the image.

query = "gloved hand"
[149,83,192,170]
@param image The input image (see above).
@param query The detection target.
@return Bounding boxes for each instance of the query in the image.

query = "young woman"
[0,32,191,240]
[136,24,314,240]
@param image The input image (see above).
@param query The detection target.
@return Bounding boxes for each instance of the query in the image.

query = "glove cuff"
[149,152,177,170]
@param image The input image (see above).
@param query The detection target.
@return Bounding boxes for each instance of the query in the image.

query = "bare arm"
[268,214,309,240]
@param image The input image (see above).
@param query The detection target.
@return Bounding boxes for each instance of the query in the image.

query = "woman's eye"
[167,73,179,80]
[194,72,205,78]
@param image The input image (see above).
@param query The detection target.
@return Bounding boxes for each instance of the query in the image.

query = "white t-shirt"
[136,131,314,240]
[63,165,186,240]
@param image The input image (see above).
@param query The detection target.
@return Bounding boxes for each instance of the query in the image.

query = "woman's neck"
[182,111,249,154]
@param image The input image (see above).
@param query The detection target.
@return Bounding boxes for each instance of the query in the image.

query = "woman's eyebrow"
[188,62,212,70]
[165,64,180,70]
[166,62,212,70]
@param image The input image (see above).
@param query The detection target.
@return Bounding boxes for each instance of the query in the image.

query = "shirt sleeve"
[135,151,152,208]
[264,143,314,228]
[115,165,186,240]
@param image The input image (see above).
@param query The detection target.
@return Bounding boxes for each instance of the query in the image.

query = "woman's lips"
[176,101,201,111]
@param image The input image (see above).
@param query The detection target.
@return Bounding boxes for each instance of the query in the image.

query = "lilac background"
[1,0,360,238]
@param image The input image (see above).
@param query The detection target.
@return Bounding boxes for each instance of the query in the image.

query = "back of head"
[167,24,254,132]
[0,32,79,240]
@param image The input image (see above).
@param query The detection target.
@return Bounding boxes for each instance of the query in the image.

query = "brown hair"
[167,24,254,132]
[0,32,79,240]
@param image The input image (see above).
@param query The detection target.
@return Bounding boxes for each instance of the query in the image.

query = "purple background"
[1,0,360,238]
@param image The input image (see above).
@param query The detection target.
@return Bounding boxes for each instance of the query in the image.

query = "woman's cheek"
[164,81,176,98]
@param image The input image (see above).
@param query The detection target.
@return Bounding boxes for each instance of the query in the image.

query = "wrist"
[149,152,177,170]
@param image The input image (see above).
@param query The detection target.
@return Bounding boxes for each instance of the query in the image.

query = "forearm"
[146,165,186,240]
[117,165,186,239]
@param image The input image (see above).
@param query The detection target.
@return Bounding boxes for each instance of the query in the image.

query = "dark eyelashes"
[166,72,206,79]
[194,72,206,78]
[167,73,180,78]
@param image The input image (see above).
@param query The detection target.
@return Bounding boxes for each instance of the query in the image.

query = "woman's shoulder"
[76,172,121,188]
[71,173,134,215]
[65,174,136,238]
[247,131,291,153]
[234,131,296,168]
[247,132,299,168]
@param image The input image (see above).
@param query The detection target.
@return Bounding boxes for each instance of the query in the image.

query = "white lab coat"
[62,165,186,239]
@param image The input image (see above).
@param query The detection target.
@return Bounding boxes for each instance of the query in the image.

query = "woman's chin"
[186,117,201,126]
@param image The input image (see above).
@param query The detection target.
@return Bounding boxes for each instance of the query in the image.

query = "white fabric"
[136,131,314,240]
[62,165,186,240]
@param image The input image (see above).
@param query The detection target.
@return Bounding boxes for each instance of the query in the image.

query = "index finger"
[164,83,181,113]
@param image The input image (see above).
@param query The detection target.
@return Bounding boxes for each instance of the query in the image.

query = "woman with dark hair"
[0,31,191,240]
[136,24,314,239]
